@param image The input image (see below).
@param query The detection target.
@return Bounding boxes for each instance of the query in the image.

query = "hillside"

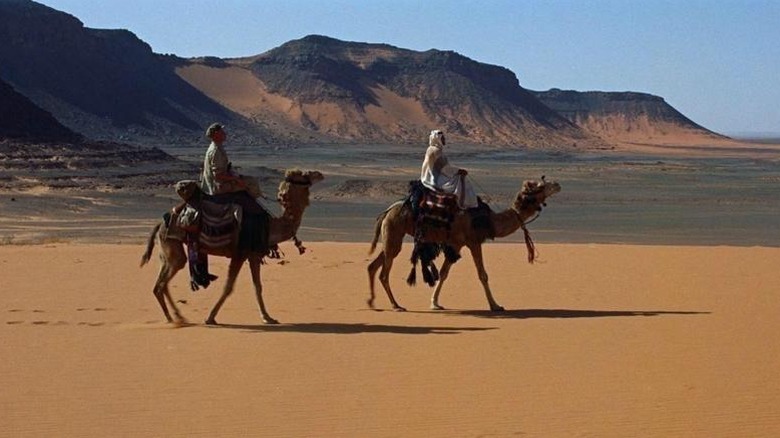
[174,35,601,148]
[0,0,270,145]
[0,77,82,143]
[0,59,192,191]
[0,1,727,149]
[533,89,729,145]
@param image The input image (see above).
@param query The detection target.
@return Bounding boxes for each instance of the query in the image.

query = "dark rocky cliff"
[0,77,82,142]
[0,0,263,145]
[240,35,597,147]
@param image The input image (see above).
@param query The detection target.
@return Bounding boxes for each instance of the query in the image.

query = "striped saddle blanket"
[176,201,243,250]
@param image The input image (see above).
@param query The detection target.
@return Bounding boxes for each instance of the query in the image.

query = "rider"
[201,122,243,196]
[420,129,478,209]
[200,123,266,215]
[191,123,272,289]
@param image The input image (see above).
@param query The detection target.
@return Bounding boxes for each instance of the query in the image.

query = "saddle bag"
[420,190,458,228]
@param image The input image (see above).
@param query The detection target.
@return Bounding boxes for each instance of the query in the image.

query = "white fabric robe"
[420,136,477,209]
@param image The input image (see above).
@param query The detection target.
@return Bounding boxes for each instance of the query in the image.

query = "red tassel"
[522,225,536,264]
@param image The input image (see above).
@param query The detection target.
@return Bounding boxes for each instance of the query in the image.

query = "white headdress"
[429,130,445,147]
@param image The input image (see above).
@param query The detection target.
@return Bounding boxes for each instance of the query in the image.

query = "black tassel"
[429,263,439,283]
[406,267,417,286]
[421,264,436,287]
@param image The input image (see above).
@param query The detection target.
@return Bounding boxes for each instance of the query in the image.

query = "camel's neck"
[491,205,539,238]
[268,205,306,245]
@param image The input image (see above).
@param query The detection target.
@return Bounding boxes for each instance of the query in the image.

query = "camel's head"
[277,169,324,209]
[515,176,561,212]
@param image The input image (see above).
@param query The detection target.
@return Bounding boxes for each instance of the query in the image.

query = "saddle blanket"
[173,201,242,250]
[420,190,458,226]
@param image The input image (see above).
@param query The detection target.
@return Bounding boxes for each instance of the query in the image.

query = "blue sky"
[40,0,780,136]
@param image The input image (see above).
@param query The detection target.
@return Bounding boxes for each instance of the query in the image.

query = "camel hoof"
[393,306,407,312]
[490,305,505,312]
[431,304,446,311]
[263,317,279,325]
[205,318,218,325]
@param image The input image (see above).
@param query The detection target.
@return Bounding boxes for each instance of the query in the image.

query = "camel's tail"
[140,222,161,267]
[369,208,391,255]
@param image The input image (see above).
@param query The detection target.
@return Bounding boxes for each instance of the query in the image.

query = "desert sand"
[2,241,779,437]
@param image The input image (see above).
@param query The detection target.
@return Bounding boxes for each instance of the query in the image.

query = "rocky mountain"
[533,89,727,145]
[0,62,192,191]
[0,74,192,190]
[0,1,724,149]
[0,0,271,145]
[0,76,82,142]
[174,35,601,148]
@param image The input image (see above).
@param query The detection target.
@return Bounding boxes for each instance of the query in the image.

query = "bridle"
[512,185,547,225]
[284,176,313,187]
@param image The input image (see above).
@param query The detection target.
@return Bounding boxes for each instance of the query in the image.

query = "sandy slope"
[1,242,779,437]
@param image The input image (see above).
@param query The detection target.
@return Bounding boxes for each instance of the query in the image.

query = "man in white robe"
[420,130,478,209]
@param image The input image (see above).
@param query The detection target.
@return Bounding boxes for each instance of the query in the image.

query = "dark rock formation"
[0,77,82,142]
[234,35,599,147]
[0,0,263,145]
[0,1,724,148]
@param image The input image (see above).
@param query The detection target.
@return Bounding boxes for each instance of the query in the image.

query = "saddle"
[407,180,493,235]
[180,201,242,251]
[404,180,494,287]
[408,180,459,231]
[170,181,244,253]
[167,180,274,290]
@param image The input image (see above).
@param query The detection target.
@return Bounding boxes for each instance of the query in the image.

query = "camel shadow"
[205,322,496,335]
[437,308,710,319]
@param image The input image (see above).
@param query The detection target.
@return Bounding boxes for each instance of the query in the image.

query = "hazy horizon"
[35,0,780,137]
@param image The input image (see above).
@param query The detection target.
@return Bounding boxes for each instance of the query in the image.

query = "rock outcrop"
[176,35,601,148]
[533,89,728,145]
[0,77,82,142]
[0,0,267,145]
[0,1,726,148]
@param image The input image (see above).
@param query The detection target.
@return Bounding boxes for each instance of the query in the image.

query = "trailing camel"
[367,177,561,311]
[140,169,324,325]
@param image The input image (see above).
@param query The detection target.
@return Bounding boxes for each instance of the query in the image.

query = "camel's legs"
[468,244,504,311]
[430,258,454,310]
[248,255,278,324]
[378,251,405,311]
[367,252,385,309]
[205,255,246,325]
[152,263,175,322]
[152,254,186,323]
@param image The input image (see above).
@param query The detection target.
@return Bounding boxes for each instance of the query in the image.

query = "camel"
[140,169,324,325]
[367,177,561,312]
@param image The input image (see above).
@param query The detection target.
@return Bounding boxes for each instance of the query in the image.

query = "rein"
[466,175,493,203]
[285,177,312,187]
[513,193,544,264]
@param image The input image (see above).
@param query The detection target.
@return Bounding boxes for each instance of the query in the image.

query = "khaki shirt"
[200,142,232,195]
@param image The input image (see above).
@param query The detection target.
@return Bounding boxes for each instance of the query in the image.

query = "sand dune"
[2,242,779,437]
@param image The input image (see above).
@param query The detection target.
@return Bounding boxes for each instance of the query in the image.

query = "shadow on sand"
[185,309,709,334]
[436,308,710,319]
[204,322,496,335]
